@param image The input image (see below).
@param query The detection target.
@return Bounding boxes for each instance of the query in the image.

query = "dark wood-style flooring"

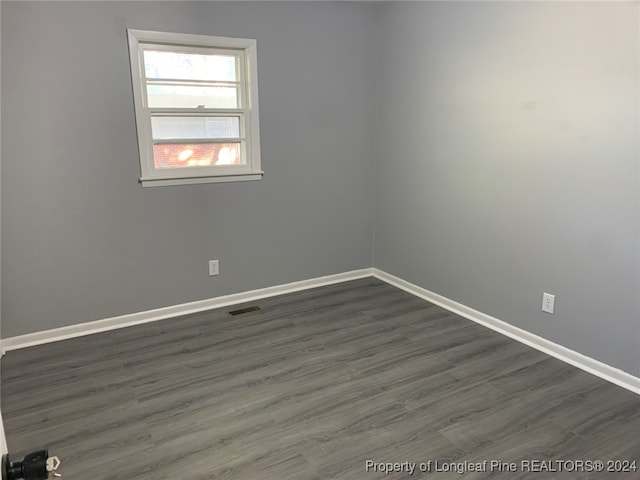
[2,278,639,479]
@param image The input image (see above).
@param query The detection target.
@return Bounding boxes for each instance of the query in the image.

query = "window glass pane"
[144,50,236,82]
[146,84,238,108]
[153,143,243,168]
[151,117,240,140]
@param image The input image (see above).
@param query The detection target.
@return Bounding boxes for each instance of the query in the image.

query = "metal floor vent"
[228,305,261,316]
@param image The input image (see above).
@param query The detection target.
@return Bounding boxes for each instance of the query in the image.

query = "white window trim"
[127,29,262,187]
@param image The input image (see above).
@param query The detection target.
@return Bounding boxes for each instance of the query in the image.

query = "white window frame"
[127,29,262,187]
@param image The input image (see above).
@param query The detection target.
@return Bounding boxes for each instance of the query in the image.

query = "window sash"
[138,111,257,179]
[139,44,245,109]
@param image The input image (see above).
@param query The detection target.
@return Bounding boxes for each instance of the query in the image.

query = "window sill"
[140,172,264,188]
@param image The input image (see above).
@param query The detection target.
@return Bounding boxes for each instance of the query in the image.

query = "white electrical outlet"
[542,292,555,314]
[208,260,219,276]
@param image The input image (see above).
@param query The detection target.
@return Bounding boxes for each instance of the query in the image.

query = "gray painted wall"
[1,1,377,337]
[2,1,639,379]
[374,2,640,376]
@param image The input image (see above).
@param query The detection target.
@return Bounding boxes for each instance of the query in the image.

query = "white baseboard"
[0,410,6,455]
[1,268,374,352]
[372,268,640,396]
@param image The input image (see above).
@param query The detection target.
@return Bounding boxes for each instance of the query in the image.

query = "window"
[127,29,262,187]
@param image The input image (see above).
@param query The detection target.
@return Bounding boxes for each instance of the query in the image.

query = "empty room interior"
[1,0,639,479]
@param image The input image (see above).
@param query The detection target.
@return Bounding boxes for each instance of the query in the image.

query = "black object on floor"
[1,450,60,480]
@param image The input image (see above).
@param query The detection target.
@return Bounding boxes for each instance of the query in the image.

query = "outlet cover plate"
[542,292,555,314]
[209,260,219,276]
